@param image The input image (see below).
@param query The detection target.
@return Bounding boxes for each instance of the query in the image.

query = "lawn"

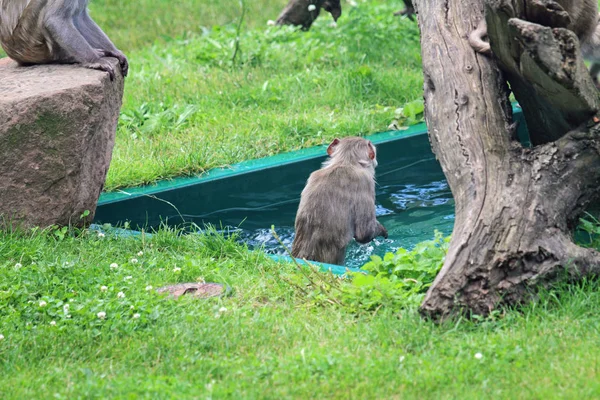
[2,1,600,398]
[88,0,423,191]
[1,227,600,398]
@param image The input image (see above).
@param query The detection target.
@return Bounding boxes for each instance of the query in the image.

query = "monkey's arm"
[75,11,128,76]
[352,186,388,243]
[355,220,387,243]
[46,16,116,80]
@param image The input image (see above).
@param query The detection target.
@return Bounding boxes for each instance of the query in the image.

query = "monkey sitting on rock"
[0,0,128,80]
[291,137,388,266]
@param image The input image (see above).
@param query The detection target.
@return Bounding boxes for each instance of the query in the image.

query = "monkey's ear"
[327,138,340,156]
[367,142,376,160]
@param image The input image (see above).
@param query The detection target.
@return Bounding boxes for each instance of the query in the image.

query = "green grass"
[2,226,600,398]
[6,2,600,397]
[1,1,421,190]
[90,0,292,51]
[87,0,423,190]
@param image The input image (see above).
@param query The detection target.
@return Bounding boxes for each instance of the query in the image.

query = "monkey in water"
[0,0,128,80]
[291,137,388,266]
[468,0,600,85]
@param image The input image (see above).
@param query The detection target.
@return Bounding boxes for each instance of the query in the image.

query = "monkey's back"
[0,0,56,64]
[561,0,598,42]
[291,164,373,265]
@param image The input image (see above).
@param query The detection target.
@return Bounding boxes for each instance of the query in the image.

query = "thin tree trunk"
[413,0,600,318]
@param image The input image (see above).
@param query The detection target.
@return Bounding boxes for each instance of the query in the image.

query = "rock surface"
[0,58,124,229]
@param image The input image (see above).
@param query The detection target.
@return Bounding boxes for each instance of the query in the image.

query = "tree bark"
[276,0,341,30]
[413,0,600,319]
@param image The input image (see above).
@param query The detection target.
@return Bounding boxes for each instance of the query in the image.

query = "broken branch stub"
[414,0,600,319]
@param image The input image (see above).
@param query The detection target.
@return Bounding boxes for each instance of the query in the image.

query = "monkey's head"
[326,137,377,169]
[322,0,342,22]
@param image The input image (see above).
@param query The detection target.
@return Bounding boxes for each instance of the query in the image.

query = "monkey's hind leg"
[46,17,116,80]
[76,12,128,77]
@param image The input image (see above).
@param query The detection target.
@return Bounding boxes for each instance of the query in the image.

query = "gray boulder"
[0,58,124,229]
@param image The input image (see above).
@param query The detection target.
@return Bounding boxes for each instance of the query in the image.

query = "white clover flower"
[97,232,105,238]
[117,292,125,299]
[133,313,141,319]
[97,311,106,319]
[130,258,138,264]
[0,334,4,340]
[110,263,118,269]
[267,19,276,26]
[124,276,133,281]
[145,285,153,291]
[66,315,71,319]
[130,305,135,310]
[308,4,316,11]
[50,321,56,326]
[218,307,227,313]
[39,301,47,307]
[14,263,22,268]
[474,352,483,359]
[100,286,108,292]
[137,251,144,257]
[63,304,70,314]
[173,267,181,273]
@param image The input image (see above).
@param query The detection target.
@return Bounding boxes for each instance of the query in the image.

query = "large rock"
[0,58,124,229]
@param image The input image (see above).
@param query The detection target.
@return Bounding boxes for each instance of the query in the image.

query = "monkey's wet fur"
[291,137,388,266]
[0,0,128,80]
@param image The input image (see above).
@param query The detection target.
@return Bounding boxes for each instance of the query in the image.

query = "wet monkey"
[0,0,128,80]
[291,137,388,266]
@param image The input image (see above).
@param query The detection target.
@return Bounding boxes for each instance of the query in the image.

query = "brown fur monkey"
[291,137,388,266]
[394,0,415,21]
[468,0,598,55]
[468,0,600,85]
[582,20,600,87]
[0,0,128,80]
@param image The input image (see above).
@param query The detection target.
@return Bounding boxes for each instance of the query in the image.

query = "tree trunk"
[276,0,341,30]
[413,0,600,319]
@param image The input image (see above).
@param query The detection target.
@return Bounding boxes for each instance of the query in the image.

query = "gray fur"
[468,0,599,77]
[581,15,600,87]
[0,0,128,80]
[291,137,388,266]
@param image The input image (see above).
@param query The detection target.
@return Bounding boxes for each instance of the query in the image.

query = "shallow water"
[220,175,455,268]
[95,133,457,268]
